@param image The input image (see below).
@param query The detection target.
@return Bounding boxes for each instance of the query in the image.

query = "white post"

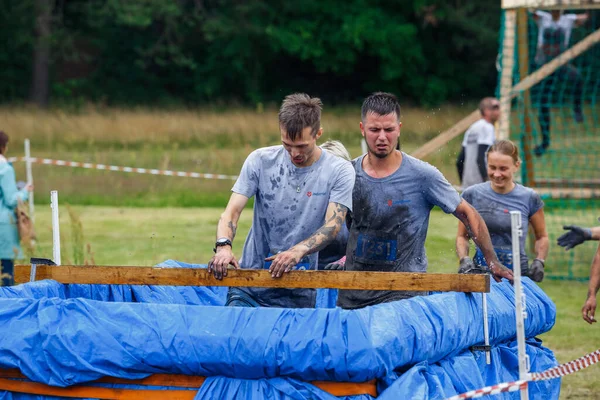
[510,211,529,399]
[24,139,34,222]
[360,139,368,155]
[482,293,491,364]
[51,191,61,266]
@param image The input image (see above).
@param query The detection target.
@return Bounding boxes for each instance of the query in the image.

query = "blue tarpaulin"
[0,261,560,399]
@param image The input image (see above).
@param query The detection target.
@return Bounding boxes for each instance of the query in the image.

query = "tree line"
[0,0,503,107]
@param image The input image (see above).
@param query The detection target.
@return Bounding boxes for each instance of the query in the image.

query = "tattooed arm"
[267,202,348,278]
[453,199,514,282]
[208,193,249,279]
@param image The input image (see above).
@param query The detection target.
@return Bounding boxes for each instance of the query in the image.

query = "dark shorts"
[225,287,261,307]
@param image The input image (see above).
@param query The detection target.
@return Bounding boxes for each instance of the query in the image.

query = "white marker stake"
[511,211,529,400]
[51,191,61,266]
[24,139,34,222]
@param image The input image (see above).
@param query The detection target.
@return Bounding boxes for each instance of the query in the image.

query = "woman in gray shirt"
[455,140,549,282]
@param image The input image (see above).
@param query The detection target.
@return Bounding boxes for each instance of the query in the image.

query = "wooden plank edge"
[0,372,377,398]
[14,265,490,293]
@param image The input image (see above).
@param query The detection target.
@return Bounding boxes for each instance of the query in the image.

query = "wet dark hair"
[361,92,401,122]
[278,93,322,141]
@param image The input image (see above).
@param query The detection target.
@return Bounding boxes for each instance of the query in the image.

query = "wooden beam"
[502,0,600,10]
[534,178,600,188]
[534,187,600,199]
[0,370,378,398]
[517,8,536,187]
[498,10,517,140]
[0,378,195,400]
[14,265,490,293]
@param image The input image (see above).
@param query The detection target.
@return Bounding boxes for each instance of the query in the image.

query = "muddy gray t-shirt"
[337,153,462,309]
[231,146,355,308]
[462,182,544,270]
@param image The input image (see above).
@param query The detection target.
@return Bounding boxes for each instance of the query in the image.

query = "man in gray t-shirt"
[336,92,514,310]
[456,97,499,189]
[208,93,354,308]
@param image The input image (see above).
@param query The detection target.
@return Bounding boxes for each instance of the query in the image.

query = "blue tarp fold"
[0,261,559,399]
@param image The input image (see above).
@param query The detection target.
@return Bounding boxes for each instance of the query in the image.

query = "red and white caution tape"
[8,157,238,181]
[446,380,528,399]
[446,348,600,400]
[531,348,600,381]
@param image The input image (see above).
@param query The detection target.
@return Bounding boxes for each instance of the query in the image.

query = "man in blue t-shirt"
[208,93,355,308]
[335,92,513,310]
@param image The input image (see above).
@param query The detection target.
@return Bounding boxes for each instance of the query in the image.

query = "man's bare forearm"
[295,203,347,256]
[456,236,471,260]
[216,212,239,241]
[534,237,549,261]
[455,205,498,265]
[588,245,600,300]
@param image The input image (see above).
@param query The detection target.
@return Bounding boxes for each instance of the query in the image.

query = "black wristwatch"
[213,238,232,253]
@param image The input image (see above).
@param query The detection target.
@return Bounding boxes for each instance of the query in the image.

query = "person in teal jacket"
[0,131,32,286]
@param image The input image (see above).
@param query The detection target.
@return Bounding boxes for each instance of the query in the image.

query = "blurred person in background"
[531,9,588,156]
[0,131,33,286]
[456,97,499,189]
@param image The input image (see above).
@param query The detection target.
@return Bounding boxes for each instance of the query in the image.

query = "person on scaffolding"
[531,9,589,156]
[208,93,355,308]
[456,97,500,190]
[327,92,513,310]
[556,220,600,324]
[455,140,548,282]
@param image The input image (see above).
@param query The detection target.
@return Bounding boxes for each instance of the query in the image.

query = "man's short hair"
[361,92,401,121]
[278,93,322,141]
[479,97,499,115]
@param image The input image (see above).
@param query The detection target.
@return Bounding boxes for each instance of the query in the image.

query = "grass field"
[22,205,599,399]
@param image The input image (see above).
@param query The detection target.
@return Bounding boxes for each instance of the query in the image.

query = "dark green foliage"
[2,0,502,106]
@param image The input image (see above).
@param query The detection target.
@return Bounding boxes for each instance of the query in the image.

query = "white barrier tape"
[446,348,600,400]
[9,157,238,181]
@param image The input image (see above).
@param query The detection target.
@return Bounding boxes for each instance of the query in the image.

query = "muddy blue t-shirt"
[337,153,462,309]
[462,182,544,270]
[230,146,355,308]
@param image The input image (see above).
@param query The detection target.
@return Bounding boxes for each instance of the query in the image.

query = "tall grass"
[2,104,475,207]
[1,104,475,150]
